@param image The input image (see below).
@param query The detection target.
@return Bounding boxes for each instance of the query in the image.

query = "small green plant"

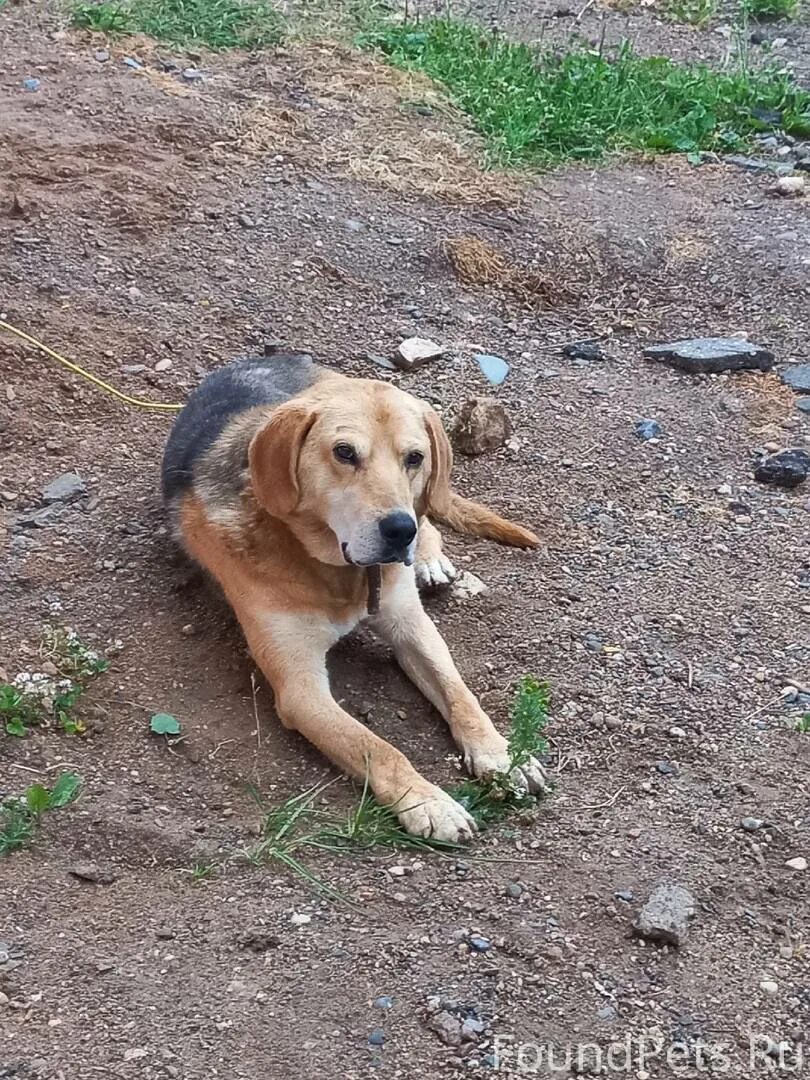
[0,773,82,856]
[666,0,717,26]
[741,0,800,19]
[72,0,284,49]
[186,860,218,882]
[362,19,810,167]
[246,677,551,896]
[1,627,111,737]
[795,712,810,734]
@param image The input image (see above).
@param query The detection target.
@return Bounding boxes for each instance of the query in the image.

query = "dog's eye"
[405,451,424,469]
[333,443,358,465]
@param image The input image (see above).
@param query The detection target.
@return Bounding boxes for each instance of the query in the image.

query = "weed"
[1,626,111,737]
[741,0,800,19]
[362,19,810,167]
[247,677,551,896]
[72,0,284,50]
[0,773,82,856]
[795,712,810,734]
[185,860,218,882]
[666,0,717,26]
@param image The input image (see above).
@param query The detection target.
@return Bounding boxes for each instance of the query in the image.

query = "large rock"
[453,397,512,455]
[41,472,86,504]
[780,364,810,393]
[395,337,444,371]
[634,883,696,947]
[754,449,810,489]
[644,338,774,375]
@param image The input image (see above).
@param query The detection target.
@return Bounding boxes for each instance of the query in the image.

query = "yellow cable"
[0,318,184,412]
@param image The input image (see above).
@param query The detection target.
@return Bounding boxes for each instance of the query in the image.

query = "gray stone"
[563,341,604,361]
[453,397,512,456]
[754,449,810,489]
[368,1029,385,1046]
[42,472,85,504]
[15,504,68,529]
[780,364,810,393]
[461,1017,486,1041]
[68,863,117,885]
[797,397,810,414]
[395,336,443,370]
[505,883,523,899]
[428,1011,462,1046]
[644,338,774,375]
[634,884,696,947]
[722,155,793,175]
[468,934,491,952]
[741,817,764,832]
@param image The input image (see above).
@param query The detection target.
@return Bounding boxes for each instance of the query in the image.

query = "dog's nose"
[378,511,417,548]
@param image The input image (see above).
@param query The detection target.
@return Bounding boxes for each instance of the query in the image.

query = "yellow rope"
[0,318,184,412]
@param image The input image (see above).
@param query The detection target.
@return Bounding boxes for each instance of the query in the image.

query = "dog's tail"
[431,490,539,548]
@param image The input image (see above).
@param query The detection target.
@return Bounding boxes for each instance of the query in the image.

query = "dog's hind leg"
[414,519,457,589]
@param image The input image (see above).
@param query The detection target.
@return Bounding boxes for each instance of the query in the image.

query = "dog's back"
[161,352,319,517]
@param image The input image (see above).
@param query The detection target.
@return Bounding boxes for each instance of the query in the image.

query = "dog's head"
[248,380,452,566]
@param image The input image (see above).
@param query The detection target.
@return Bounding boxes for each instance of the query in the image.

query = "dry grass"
[737,370,801,425]
[442,235,579,306]
[224,42,523,205]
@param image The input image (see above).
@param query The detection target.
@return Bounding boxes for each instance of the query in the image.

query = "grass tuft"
[72,0,284,50]
[795,712,810,734]
[361,19,810,167]
[665,0,717,26]
[0,773,82,857]
[741,0,800,19]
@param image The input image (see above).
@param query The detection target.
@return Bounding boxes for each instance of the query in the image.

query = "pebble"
[368,1030,385,1046]
[461,1017,486,1040]
[454,397,512,455]
[238,212,256,228]
[475,353,510,385]
[656,760,679,776]
[68,863,117,885]
[614,890,634,903]
[774,175,806,197]
[94,49,110,62]
[467,934,491,952]
[780,364,810,394]
[123,57,143,70]
[760,980,779,996]
[785,857,807,871]
[505,883,523,899]
[634,883,696,947]
[154,358,172,372]
[451,570,487,601]
[23,77,41,91]
[644,337,774,374]
[563,341,603,361]
[374,996,393,1010]
[741,817,764,832]
[797,397,810,414]
[635,419,662,440]
[668,726,687,739]
[290,913,311,926]
[395,336,444,371]
[42,472,85,504]
[428,1011,462,1047]
[182,67,204,81]
[754,449,810,489]
[344,218,365,232]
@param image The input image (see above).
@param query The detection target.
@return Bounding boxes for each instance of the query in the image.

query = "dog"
[162,352,547,842]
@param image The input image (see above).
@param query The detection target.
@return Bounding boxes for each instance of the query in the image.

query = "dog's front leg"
[374,570,548,794]
[234,605,476,844]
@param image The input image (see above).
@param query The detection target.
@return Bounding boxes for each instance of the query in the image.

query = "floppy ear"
[422,405,453,515]
[248,403,317,518]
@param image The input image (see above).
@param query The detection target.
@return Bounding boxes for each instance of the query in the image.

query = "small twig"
[208,739,236,759]
[575,0,597,22]
[568,785,627,811]
[687,659,694,690]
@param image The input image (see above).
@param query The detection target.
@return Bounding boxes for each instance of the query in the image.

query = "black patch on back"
[161,353,318,502]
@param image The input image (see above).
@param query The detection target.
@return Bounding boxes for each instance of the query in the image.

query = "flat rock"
[453,397,512,455]
[797,397,810,414]
[451,571,487,601]
[68,863,117,885]
[644,338,774,375]
[780,364,810,393]
[475,353,510,385]
[41,472,86,504]
[634,883,696,947]
[428,1011,462,1046]
[723,155,793,175]
[395,336,444,370]
[754,449,810,489]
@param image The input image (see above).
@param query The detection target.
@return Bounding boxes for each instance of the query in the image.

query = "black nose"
[378,511,417,549]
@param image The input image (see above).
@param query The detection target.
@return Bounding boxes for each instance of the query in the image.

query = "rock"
[563,341,603,361]
[634,884,696,947]
[644,337,774,375]
[754,449,810,489]
[182,67,204,81]
[785,857,807,871]
[615,890,634,903]
[368,1030,385,1046]
[774,175,806,197]
[468,934,491,952]
[797,398,810,414]
[428,1011,462,1046]
[451,571,487,601]
[723,155,792,174]
[42,472,86,504]
[780,364,810,393]
[374,996,394,1010]
[656,760,679,777]
[760,980,779,996]
[505,883,523,899]
[123,57,143,70]
[238,212,256,228]
[344,218,365,232]
[635,419,662,440]
[668,726,687,739]
[741,817,764,832]
[121,364,147,375]
[94,49,110,62]
[475,353,510,385]
[453,397,512,455]
[461,1017,486,1040]
[154,358,172,372]
[395,336,444,370]
[290,913,311,926]
[598,1006,617,1021]
[124,1048,148,1061]
[751,107,783,127]
[23,77,41,91]
[68,863,117,885]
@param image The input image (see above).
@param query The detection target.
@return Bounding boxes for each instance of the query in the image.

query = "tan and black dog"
[162,352,547,842]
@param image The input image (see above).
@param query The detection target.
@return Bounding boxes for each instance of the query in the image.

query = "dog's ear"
[248,403,317,518]
[421,405,453,515]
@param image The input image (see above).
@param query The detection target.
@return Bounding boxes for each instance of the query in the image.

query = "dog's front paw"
[415,554,457,589]
[465,739,550,796]
[395,785,476,843]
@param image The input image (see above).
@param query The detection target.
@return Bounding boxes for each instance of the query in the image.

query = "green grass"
[1,626,110,737]
[795,712,810,734]
[742,0,800,19]
[666,0,717,26]
[72,0,284,49]
[0,773,82,856]
[361,19,810,167]
[246,676,551,898]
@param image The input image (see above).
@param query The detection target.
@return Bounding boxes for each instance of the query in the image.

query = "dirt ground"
[1,1,810,1077]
